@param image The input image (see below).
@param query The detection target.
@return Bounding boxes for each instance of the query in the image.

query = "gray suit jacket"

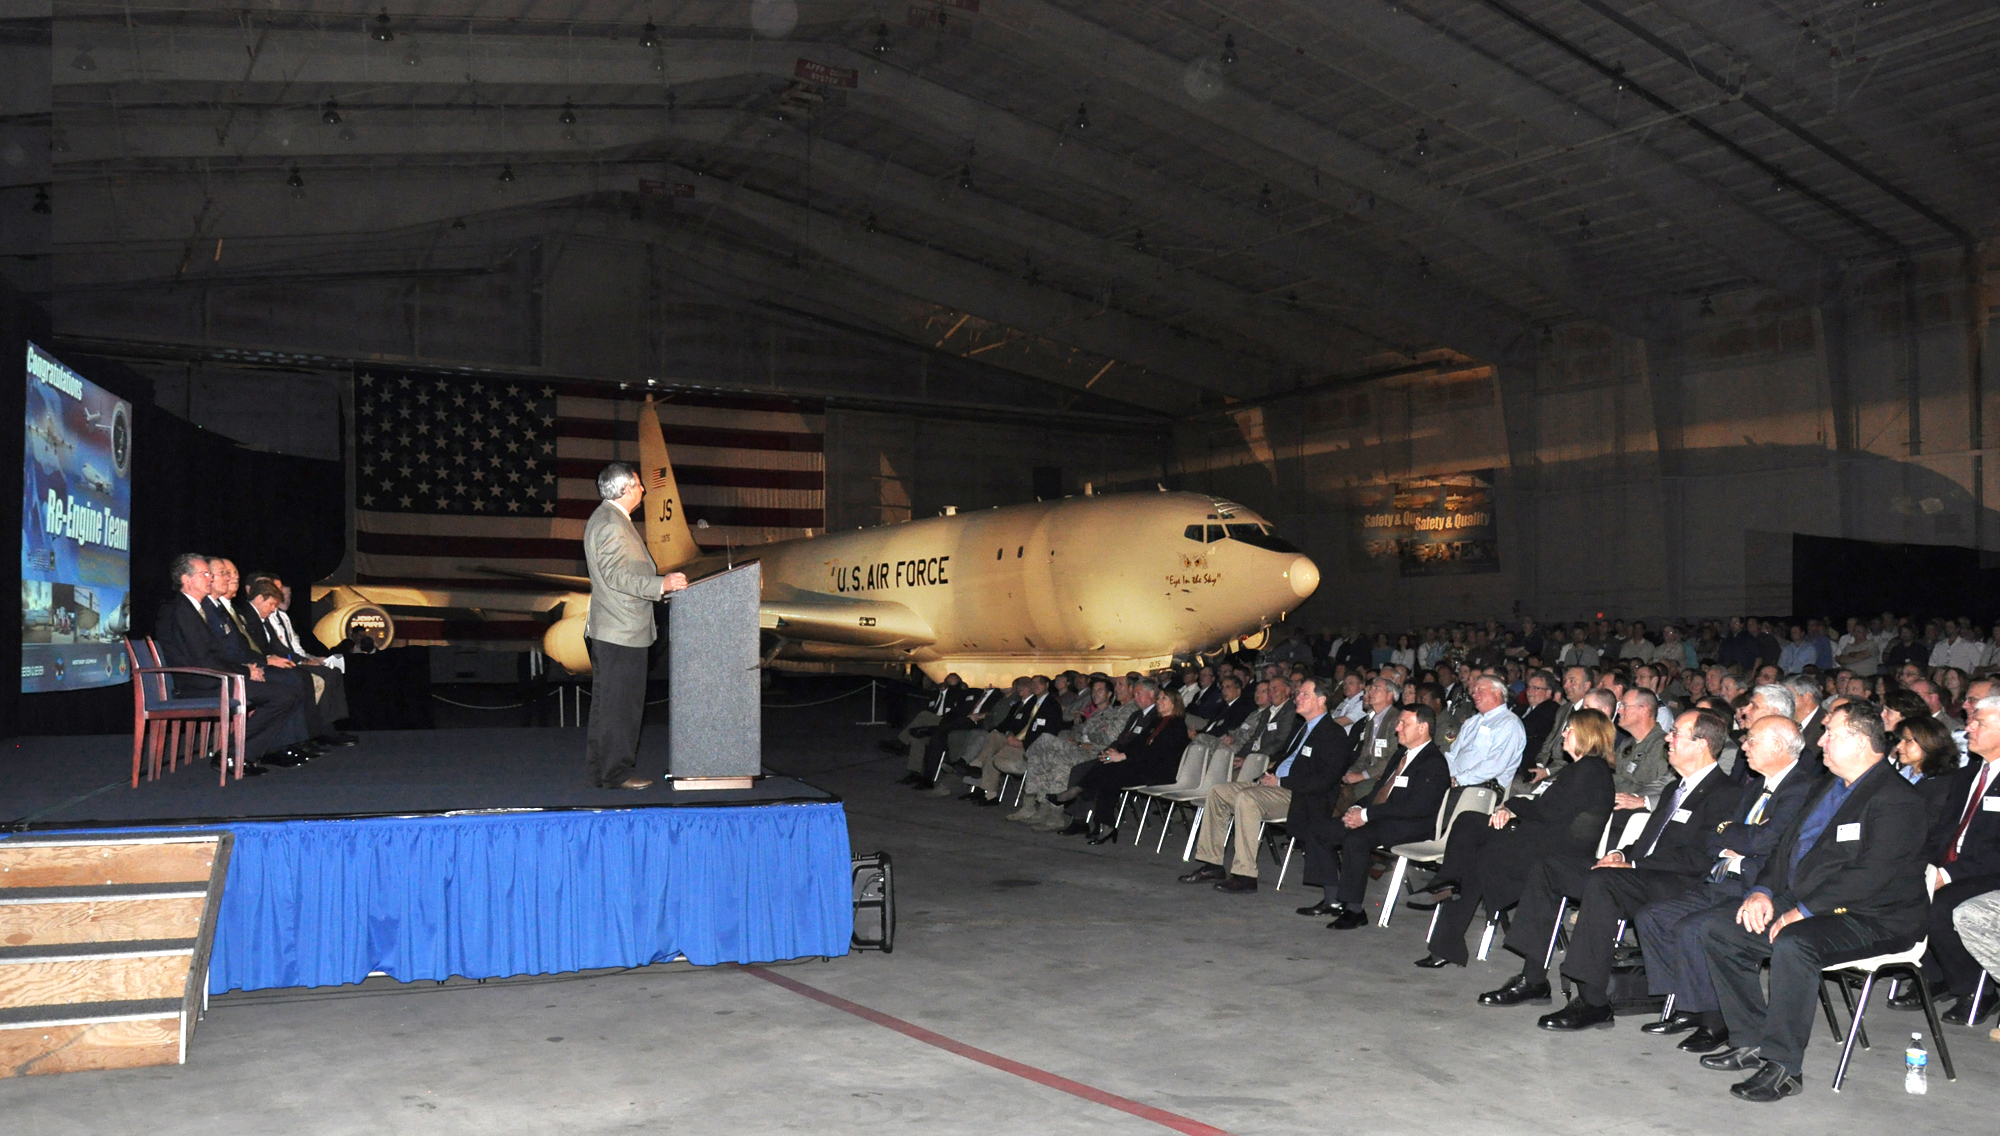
[584,499,666,647]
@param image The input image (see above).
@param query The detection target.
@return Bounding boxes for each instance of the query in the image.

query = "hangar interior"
[5,0,1995,630]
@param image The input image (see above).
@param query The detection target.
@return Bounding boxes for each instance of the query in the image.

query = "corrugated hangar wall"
[1180,251,1998,631]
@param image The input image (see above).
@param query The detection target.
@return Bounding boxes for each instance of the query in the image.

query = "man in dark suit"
[1336,677,1404,811]
[1193,674,1255,743]
[151,553,311,771]
[1534,708,1745,1029]
[1187,665,1227,723]
[1322,704,1451,930]
[1515,669,1561,783]
[1180,676,1335,893]
[239,574,357,747]
[216,561,354,750]
[920,682,1005,788]
[887,671,972,771]
[1914,693,2000,1025]
[1479,709,1740,1021]
[1634,715,1823,1052]
[1695,700,1931,1102]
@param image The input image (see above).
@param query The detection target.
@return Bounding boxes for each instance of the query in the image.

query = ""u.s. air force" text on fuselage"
[829,555,952,594]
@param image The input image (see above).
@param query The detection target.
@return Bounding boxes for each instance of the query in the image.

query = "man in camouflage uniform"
[1012,676,1138,829]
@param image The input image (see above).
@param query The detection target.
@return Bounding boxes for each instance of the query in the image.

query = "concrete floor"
[5,695,1995,1133]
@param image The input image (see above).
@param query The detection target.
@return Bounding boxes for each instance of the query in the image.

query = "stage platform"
[1,729,856,994]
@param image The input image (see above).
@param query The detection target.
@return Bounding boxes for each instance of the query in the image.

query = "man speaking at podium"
[585,462,688,789]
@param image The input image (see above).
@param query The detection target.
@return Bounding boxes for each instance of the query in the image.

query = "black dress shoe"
[1413,954,1454,969]
[1700,1045,1763,1072]
[1676,1026,1730,1053]
[908,778,937,790]
[1296,900,1338,917]
[1085,826,1118,846]
[209,756,267,777]
[1214,874,1257,893]
[895,772,924,786]
[260,749,307,768]
[878,740,911,756]
[316,732,360,747]
[1729,1059,1802,1102]
[974,794,1002,807]
[1639,1011,1702,1035]
[1056,820,1089,836]
[1538,998,1615,1031]
[1942,995,2000,1026]
[1327,909,1368,930]
[1887,984,1933,1011]
[1404,889,1454,909]
[957,788,984,801]
[1178,864,1227,884]
[1479,975,1553,1007]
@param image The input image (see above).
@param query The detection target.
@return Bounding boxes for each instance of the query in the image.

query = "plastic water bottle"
[1904,1032,1929,1095]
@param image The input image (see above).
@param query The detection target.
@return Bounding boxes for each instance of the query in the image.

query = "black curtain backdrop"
[3,297,345,736]
[1792,533,2000,626]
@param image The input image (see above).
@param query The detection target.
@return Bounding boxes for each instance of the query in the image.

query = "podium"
[666,562,762,788]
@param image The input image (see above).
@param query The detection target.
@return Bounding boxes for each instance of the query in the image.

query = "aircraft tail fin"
[637,397,699,571]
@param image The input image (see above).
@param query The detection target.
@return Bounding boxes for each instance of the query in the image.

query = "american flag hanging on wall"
[350,369,824,645]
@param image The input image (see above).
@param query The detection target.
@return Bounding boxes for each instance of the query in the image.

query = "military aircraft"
[315,400,1319,686]
[78,463,114,498]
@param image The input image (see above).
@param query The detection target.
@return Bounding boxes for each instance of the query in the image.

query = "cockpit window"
[1228,524,1301,553]
[1205,525,1226,543]
[1184,524,1204,541]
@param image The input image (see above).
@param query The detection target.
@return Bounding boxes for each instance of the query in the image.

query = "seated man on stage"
[1320,703,1450,929]
[1632,715,1821,1054]
[239,574,358,748]
[1695,700,1931,1102]
[1177,677,1330,893]
[209,558,340,757]
[968,674,1066,805]
[1012,676,1136,829]
[153,553,313,773]
[1477,709,1740,1020]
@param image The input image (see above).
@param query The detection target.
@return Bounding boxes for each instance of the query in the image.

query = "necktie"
[1014,696,1040,740]
[1744,790,1772,826]
[1945,763,1992,864]
[1373,752,1410,805]
[1644,780,1693,857]
[201,599,230,638]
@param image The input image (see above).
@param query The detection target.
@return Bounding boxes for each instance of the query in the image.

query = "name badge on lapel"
[1983,797,2000,813]
[1267,721,1279,732]
[1625,761,1637,773]
[1835,823,1861,842]
[1393,775,1410,788]
[1373,739,1389,757]
[1301,746,1313,757]
[1033,719,1045,727]
[1671,809,1691,823]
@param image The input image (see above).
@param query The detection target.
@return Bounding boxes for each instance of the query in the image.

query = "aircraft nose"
[1286,555,1319,599]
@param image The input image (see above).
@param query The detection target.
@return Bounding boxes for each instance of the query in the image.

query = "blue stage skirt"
[182,803,853,992]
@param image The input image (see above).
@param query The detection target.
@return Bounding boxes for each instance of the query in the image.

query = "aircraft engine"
[313,602,394,654]
[541,606,592,675]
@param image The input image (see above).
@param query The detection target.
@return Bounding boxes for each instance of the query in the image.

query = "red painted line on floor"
[742,965,1236,1136]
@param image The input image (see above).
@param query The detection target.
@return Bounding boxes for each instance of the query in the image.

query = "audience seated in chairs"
[1908,694,2000,1028]
[1058,682,1188,845]
[1694,700,1931,1101]
[1011,676,1138,831]
[1411,707,1617,968]
[1317,703,1451,929]
[1475,708,1741,1022]
[1631,715,1821,1055]
[1177,677,1328,893]
[965,674,1066,806]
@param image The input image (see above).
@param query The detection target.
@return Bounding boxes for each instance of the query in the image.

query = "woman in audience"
[1409,708,1619,968]
[1072,689,1191,846]
[1880,687,1930,734]
[1934,666,1970,713]
[1371,633,1393,667]
[1892,714,1963,830]
[1390,634,1417,671]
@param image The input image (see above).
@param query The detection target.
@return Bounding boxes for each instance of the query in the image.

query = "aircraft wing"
[470,564,592,591]
[759,592,935,648]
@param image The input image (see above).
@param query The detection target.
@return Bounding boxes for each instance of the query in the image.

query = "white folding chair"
[1378,786,1498,928]
[1149,743,1236,857]
[1818,867,1954,1093]
[1118,744,1206,842]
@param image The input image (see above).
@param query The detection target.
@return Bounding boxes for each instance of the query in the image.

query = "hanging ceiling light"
[1220,34,1237,66]
[1417,255,1431,279]
[1073,103,1089,130]
[862,212,879,233]
[640,21,659,49]
[873,24,890,56]
[286,165,305,198]
[338,123,357,142]
[371,9,394,43]
[1611,62,1627,92]
[321,100,342,125]
[1699,293,1715,317]
[1133,229,1147,253]
[49,127,70,154]
[32,186,51,214]
[1577,213,1592,240]
[71,45,97,72]
[559,101,577,125]
[498,164,515,184]
[1257,182,1272,213]
[403,42,422,66]
[957,164,973,190]
[1413,128,1429,158]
